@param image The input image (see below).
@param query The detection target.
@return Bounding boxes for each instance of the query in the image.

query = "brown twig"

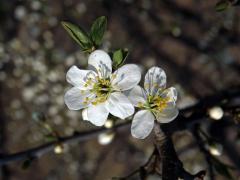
[114,148,158,179]
[192,125,215,180]
[154,123,206,180]
[0,86,239,168]
[0,122,130,166]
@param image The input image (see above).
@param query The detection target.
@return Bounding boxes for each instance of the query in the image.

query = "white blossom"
[98,132,115,145]
[208,106,223,120]
[64,50,141,126]
[128,67,178,139]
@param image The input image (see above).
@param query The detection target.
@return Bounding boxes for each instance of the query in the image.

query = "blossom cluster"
[64,50,178,139]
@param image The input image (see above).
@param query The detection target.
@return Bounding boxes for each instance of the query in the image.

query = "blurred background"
[0,0,240,179]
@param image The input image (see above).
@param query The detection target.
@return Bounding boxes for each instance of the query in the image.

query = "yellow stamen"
[137,102,144,108]
[151,96,170,112]
[84,76,112,106]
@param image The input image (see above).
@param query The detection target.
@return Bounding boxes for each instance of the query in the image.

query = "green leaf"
[215,0,230,11]
[61,21,93,50]
[112,49,129,69]
[90,16,107,46]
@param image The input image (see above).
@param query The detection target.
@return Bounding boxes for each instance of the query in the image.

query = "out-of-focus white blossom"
[209,106,224,120]
[31,1,41,11]
[64,50,141,126]
[98,132,115,145]
[54,145,64,154]
[15,6,27,20]
[104,119,114,128]
[208,142,223,156]
[128,67,178,139]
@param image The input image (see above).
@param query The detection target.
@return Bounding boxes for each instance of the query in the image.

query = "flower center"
[84,76,112,105]
[149,95,169,112]
[137,95,169,112]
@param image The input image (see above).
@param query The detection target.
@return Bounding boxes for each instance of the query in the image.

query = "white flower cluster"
[64,50,178,139]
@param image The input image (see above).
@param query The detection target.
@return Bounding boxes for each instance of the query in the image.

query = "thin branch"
[192,125,215,180]
[0,122,130,166]
[114,148,158,179]
[209,118,240,169]
[0,86,239,166]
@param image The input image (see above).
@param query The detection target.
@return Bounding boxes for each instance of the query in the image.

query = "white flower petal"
[66,65,96,89]
[84,103,109,126]
[112,64,141,91]
[106,92,134,119]
[88,50,112,78]
[154,103,179,123]
[64,87,95,110]
[144,66,166,96]
[131,110,155,139]
[160,87,177,103]
[127,85,147,106]
[154,87,178,123]
[82,108,88,120]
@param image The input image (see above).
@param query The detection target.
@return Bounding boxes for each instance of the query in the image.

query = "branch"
[114,148,158,179]
[0,122,130,166]
[192,125,215,180]
[154,123,206,180]
[209,118,240,169]
[0,86,239,166]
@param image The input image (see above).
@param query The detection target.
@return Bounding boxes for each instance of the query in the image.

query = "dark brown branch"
[192,125,215,180]
[209,118,240,169]
[114,148,158,179]
[154,123,206,180]
[0,122,130,166]
[0,86,239,167]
